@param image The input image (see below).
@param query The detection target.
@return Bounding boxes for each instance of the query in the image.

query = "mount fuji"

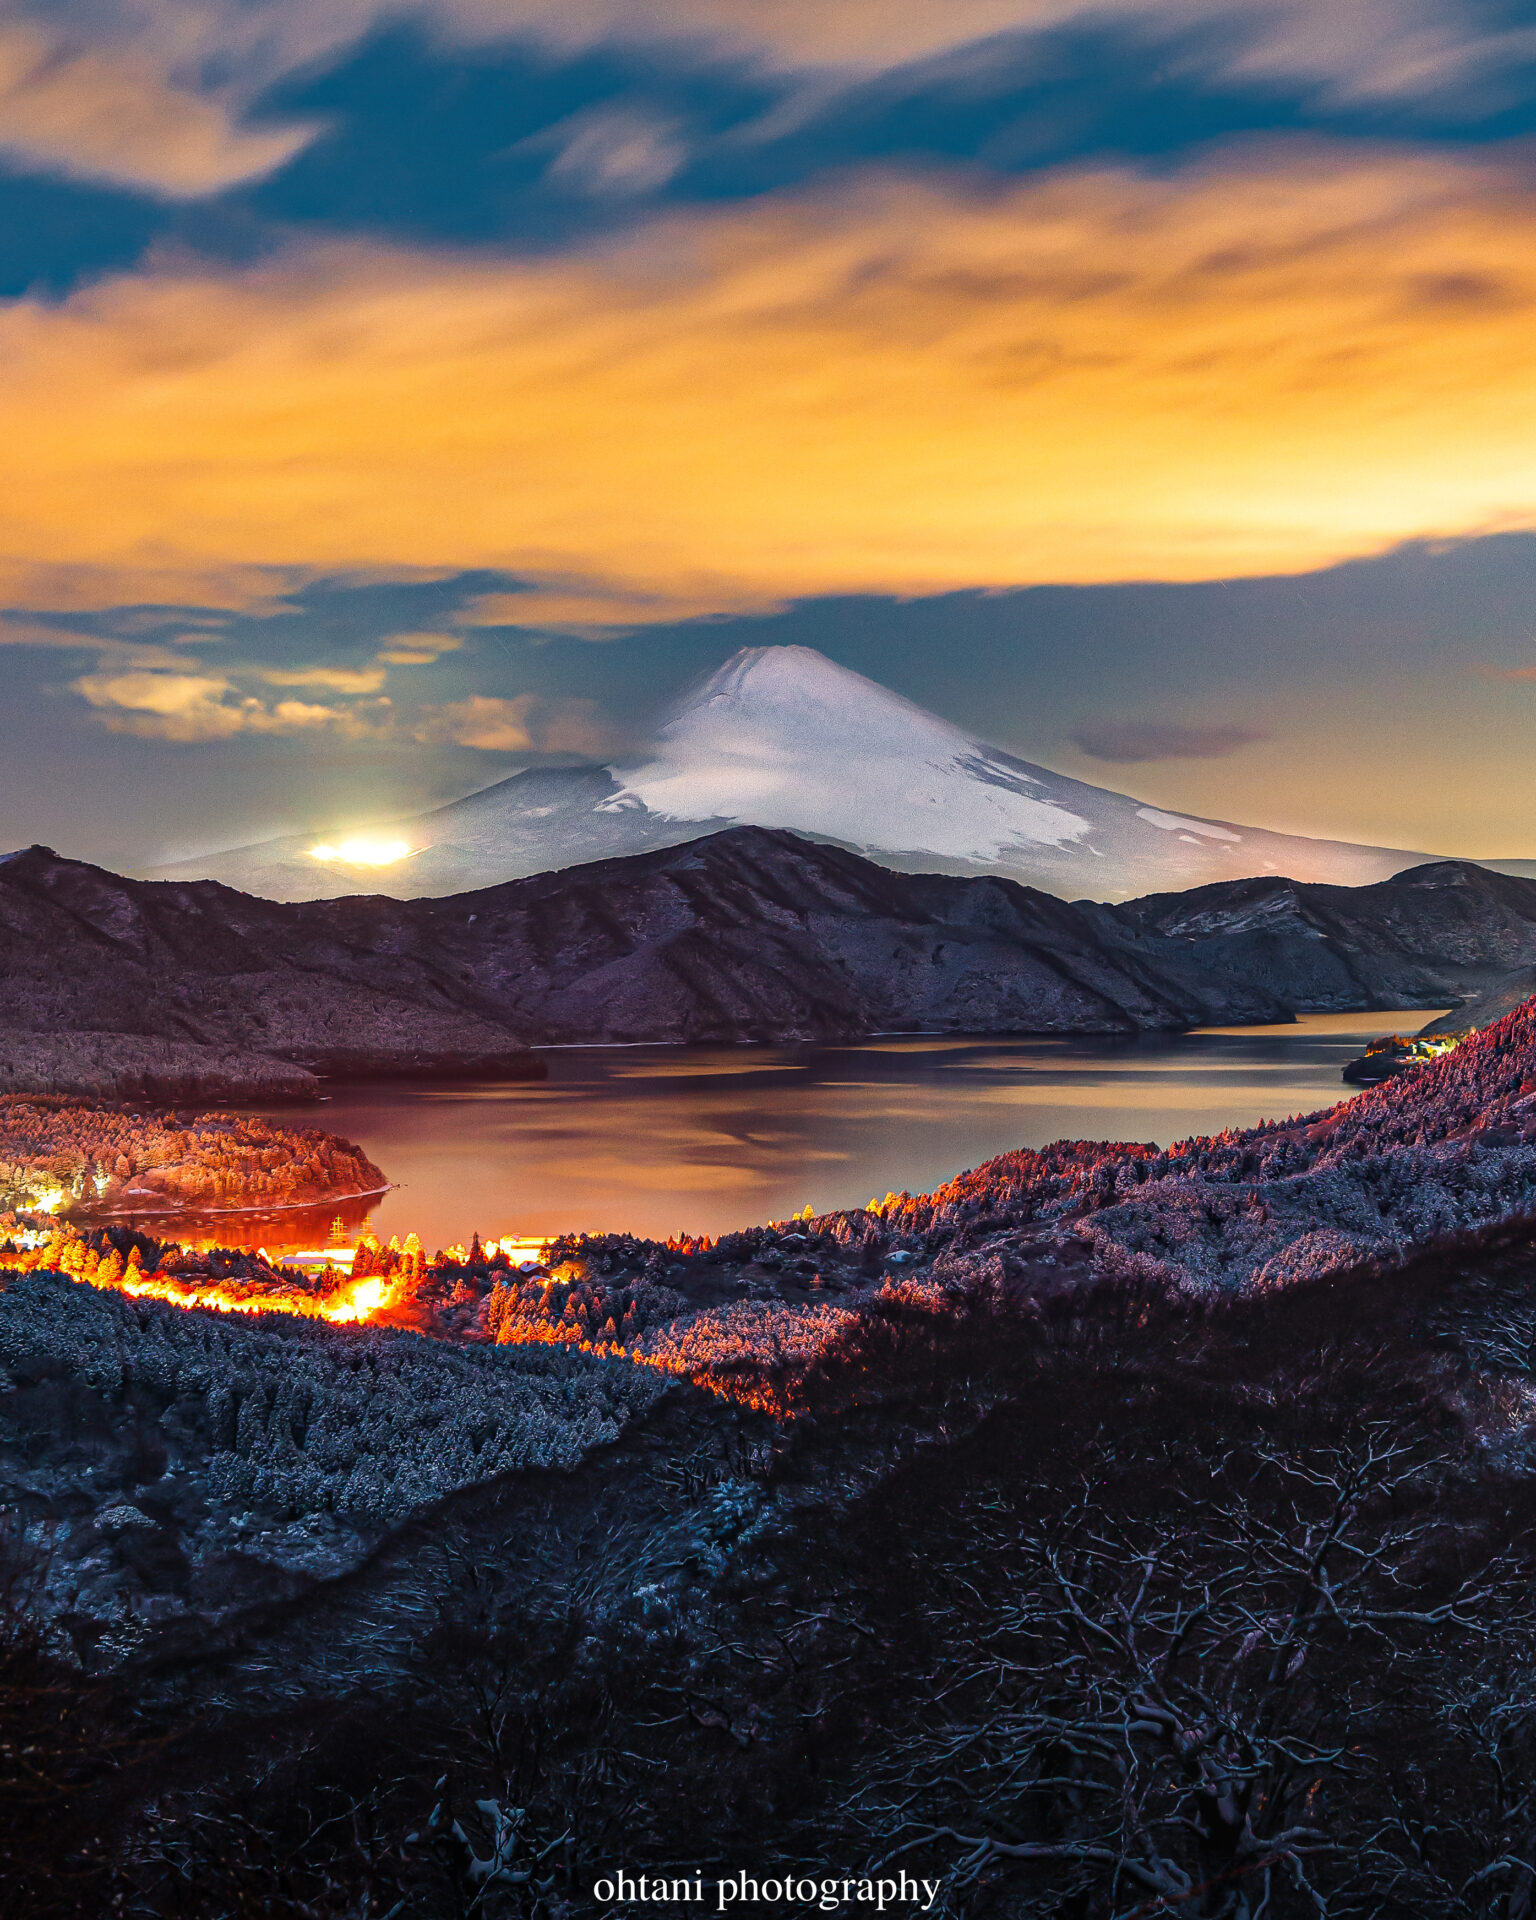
[144,646,1433,902]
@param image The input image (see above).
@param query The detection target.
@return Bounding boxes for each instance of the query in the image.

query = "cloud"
[0,561,307,615]
[0,15,316,197]
[495,0,1536,103]
[9,142,1536,620]
[259,663,388,692]
[0,616,179,665]
[413,693,536,751]
[1070,718,1269,762]
[531,105,688,198]
[533,697,621,757]
[267,698,363,731]
[413,692,617,754]
[71,666,385,741]
[0,0,1526,199]
[375,630,464,664]
[72,668,249,740]
[457,582,791,637]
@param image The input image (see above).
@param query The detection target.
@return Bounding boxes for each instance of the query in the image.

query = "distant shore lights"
[307,836,416,868]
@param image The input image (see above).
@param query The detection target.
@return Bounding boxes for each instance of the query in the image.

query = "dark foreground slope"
[17,1010,1536,1911]
[17,992,1536,1619]
[10,1207,1536,1915]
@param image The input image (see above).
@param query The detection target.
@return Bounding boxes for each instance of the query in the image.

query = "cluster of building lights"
[443,1237,549,1269]
[265,1238,551,1271]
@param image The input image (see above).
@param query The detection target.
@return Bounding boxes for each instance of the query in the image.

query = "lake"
[248,1012,1443,1252]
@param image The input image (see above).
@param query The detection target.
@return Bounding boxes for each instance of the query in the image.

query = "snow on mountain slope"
[606,646,1091,860]
[141,646,1434,902]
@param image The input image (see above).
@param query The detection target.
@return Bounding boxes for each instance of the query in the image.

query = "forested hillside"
[8,1214,1536,1916]
[0,1095,385,1216]
[0,1267,669,1662]
[18,1000,1536,1422]
[11,1007,1536,1912]
[492,994,1536,1410]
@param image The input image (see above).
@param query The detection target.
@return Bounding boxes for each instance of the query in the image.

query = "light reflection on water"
[245,1011,1445,1252]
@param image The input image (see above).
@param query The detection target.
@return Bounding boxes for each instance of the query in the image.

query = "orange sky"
[3,140,1536,632]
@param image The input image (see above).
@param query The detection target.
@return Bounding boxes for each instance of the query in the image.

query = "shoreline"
[69,1183,395,1224]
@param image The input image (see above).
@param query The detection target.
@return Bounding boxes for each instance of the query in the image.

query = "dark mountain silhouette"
[8,831,1536,1097]
[1091,857,1536,1011]
[0,843,545,1097]
[0,829,1279,1100]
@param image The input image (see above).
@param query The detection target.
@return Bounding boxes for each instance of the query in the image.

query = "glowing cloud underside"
[3,144,1536,619]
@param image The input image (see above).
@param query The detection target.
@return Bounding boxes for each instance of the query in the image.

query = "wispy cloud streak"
[1,0,1530,197]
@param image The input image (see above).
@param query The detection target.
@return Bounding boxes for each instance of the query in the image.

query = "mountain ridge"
[142,645,1434,904]
[7,827,1536,1100]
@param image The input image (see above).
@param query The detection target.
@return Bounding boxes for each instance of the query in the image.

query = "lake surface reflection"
[249,1012,1444,1252]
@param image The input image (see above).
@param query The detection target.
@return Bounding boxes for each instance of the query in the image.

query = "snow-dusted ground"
[142,646,1430,903]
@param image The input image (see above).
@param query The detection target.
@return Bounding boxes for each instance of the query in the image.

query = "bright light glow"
[320,1274,393,1324]
[114,1262,403,1324]
[308,836,414,868]
[485,1237,552,1268]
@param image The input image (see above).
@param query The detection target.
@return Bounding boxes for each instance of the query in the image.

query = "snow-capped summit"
[143,646,1433,902]
[607,646,1092,863]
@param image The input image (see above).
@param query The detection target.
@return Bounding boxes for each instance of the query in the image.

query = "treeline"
[885,996,1536,1240]
[0,1268,667,1525]
[0,1095,385,1215]
[0,1221,365,1319]
[780,994,1536,1306]
[483,1236,691,1352]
